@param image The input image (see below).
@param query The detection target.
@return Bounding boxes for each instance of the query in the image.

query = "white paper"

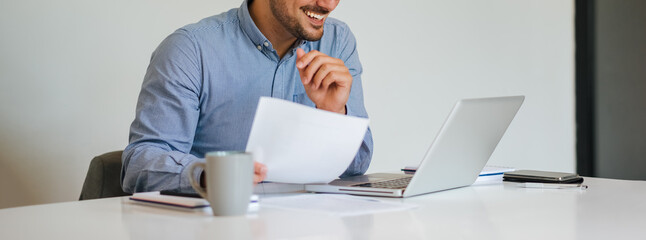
[246,97,369,184]
[260,194,417,217]
[474,166,516,184]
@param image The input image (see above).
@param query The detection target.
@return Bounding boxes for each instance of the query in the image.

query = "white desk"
[1,177,645,240]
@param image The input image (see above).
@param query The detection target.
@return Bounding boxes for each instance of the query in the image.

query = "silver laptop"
[305,96,524,198]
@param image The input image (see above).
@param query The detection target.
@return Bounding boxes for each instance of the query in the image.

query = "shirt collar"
[238,0,268,48]
[238,0,307,51]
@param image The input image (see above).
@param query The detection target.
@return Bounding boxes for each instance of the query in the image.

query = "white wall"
[0,0,574,209]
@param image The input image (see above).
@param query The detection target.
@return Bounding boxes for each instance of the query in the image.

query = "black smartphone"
[159,190,202,198]
[503,170,584,184]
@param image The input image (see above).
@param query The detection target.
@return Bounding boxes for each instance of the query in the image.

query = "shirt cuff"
[179,156,205,193]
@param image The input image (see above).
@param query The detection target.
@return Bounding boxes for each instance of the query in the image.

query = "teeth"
[305,10,324,20]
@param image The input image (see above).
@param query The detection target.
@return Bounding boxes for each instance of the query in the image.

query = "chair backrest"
[79,151,131,200]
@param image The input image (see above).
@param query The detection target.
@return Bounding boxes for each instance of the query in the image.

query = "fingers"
[296,48,306,61]
[295,48,352,114]
[297,49,328,84]
[296,49,346,87]
[311,64,348,89]
[253,162,267,184]
[296,49,309,84]
[296,49,322,69]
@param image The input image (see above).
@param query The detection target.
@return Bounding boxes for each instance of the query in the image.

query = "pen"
[517,182,589,190]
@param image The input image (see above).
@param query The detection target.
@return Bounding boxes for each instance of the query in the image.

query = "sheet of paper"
[260,194,416,217]
[246,97,369,184]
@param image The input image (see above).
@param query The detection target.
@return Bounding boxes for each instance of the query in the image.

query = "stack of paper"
[246,97,369,184]
[475,166,516,184]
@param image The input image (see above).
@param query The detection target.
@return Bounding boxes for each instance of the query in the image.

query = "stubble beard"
[269,0,324,41]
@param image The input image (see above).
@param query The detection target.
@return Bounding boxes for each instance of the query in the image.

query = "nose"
[317,0,339,12]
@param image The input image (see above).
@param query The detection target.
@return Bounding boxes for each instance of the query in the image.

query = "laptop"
[305,96,525,198]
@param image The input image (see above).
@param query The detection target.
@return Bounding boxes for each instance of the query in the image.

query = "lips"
[304,10,324,20]
[303,9,326,26]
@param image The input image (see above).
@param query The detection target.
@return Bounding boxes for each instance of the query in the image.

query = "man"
[121,0,373,193]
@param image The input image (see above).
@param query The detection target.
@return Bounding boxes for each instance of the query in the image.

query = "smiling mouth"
[303,9,326,21]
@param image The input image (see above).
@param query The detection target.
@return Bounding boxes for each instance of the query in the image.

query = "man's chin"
[291,20,325,41]
[300,29,324,41]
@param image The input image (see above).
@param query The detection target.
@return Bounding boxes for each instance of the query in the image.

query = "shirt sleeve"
[121,29,204,193]
[335,24,374,177]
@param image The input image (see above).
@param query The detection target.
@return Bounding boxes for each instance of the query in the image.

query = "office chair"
[79,150,131,200]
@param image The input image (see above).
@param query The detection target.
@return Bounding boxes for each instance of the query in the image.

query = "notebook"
[305,96,524,197]
[129,191,259,211]
[130,192,210,210]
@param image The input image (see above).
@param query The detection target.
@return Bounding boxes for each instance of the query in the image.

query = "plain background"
[0,0,574,209]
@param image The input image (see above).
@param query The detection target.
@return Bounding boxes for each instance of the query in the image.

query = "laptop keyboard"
[352,176,413,189]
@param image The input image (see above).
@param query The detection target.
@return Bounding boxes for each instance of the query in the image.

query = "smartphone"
[503,170,583,183]
[160,189,202,198]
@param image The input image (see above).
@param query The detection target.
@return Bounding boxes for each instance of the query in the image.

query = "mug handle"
[188,162,208,199]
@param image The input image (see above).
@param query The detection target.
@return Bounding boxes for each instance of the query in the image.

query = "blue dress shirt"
[121,1,373,193]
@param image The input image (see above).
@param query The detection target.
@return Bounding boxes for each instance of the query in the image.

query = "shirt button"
[257,45,262,50]
[263,42,269,47]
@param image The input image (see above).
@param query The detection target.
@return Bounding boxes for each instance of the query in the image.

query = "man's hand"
[296,48,352,114]
[254,162,267,184]
[200,162,267,187]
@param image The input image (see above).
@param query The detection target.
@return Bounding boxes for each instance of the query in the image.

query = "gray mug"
[188,151,254,216]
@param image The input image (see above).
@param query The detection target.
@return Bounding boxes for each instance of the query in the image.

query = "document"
[246,97,369,184]
[260,194,417,217]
